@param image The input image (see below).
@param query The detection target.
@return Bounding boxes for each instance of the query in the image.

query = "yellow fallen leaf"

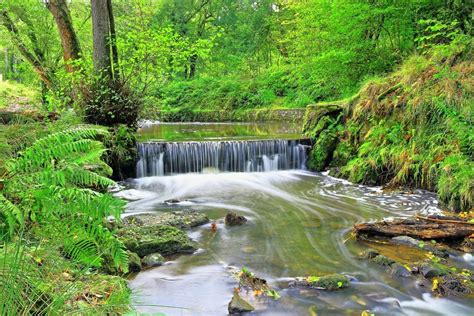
[432,278,439,291]
[253,290,263,296]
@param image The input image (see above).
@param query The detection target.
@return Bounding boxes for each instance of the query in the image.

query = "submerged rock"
[362,249,380,259]
[225,212,248,226]
[228,291,255,314]
[391,236,448,258]
[124,210,209,229]
[141,252,165,268]
[118,225,196,257]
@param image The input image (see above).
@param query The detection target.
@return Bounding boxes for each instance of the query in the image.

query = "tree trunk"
[91,0,112,77]
[46,0,82,73]
[107,0,119,77]
[188,54,197,78]
[0,11,54,89]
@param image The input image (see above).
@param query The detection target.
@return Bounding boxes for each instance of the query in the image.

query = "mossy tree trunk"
[46,0,82,74]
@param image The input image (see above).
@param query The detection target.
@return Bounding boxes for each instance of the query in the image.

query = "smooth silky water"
[121,123,474,315]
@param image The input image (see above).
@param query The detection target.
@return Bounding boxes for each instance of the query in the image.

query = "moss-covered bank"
[304,42,473,212]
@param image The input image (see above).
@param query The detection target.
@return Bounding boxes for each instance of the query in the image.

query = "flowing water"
[121,123,474,315]
[136,140,308,177]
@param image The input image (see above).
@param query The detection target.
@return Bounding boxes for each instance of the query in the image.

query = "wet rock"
[118,225,196,257]
[372,255,395,266]
[362,249,379,259]
[127,251,142,273]
[124,210,209,229]
[391,236,448,258]
[293,274,350,290]
[228,291,255,314]
[141,252,165,268]
[418,262,449,278]
[391,264,412,278]
[225,212,248,226]
[434,274,473,297]
[459,237,473,253]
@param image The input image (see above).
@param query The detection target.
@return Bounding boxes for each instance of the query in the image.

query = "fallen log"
[354,218,474,240]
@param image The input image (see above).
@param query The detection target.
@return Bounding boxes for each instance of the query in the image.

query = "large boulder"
[123,210,209,229]
[118,225,196,257]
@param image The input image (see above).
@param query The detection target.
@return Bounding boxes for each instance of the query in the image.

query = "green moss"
[303,43,474,211]
[306,274,350,290]
[118,225,196,257]
[419,261,450,278]
[372,255,396,266]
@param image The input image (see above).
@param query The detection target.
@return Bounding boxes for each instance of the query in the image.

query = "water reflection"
[137,122,303,141]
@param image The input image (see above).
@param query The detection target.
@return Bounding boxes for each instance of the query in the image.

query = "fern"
[0,193,24,237]
[0,127,129,271]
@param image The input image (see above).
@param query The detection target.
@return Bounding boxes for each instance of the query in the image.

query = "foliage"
[0,240,130,315]
[82,76,140,128]
[0,126,129,271]
[305,40,474,211]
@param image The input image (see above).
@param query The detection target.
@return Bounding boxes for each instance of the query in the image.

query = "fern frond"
[0,193,24,237]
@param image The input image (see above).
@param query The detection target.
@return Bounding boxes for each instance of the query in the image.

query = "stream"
[122,122,474,315]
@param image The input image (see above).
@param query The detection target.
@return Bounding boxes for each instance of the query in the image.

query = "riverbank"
[303,41,473,212]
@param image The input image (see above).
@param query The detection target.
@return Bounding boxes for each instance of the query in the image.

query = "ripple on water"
[123,171,473,315]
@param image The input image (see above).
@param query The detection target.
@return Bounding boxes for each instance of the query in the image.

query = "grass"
[305,38,474,212]
[0,80,39,110]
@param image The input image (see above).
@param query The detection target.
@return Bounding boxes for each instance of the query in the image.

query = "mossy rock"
[372,255,395,266]
[141,252,165,268]
[418,262,450,278]
[306,274,350,290]
[118,225,196,257]
[127,251,142,273]
[124,211,209,229]
[362,249,380,259]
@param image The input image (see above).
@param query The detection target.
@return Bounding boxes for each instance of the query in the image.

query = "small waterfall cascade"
[136,140,308,177]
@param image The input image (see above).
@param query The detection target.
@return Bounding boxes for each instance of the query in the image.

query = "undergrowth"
[305,38,473,212]
[0,115,131,314]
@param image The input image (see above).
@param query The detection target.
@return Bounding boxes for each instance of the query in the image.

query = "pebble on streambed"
[361,248,474,297]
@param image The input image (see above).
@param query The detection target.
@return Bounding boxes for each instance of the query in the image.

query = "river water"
[122,123,474,315]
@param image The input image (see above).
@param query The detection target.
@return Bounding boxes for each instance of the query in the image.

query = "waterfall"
[136,140,308,177]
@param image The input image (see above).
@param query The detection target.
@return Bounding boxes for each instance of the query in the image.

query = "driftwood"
[354,218,474,240]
